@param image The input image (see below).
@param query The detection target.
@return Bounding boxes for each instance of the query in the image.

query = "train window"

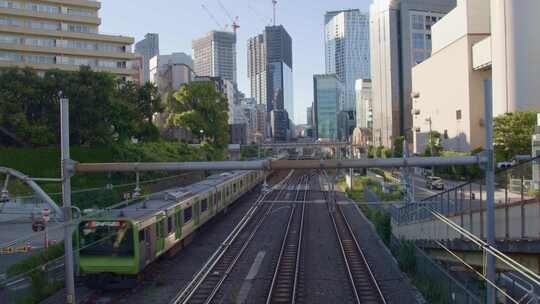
[167,216,173,234]
[201,198,208,212]
[214,193,219,206]
[240,180,243,188]
[233,184,237,193]
[139,230,145,242]
[79,221,134,257]
[184,206,193,223]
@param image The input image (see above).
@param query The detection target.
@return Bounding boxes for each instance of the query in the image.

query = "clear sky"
[100,0,370,124]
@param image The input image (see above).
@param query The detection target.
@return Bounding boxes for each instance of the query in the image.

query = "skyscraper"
[192,31,236,83]
[314,74,343,140]
[324,9,370,112]
[135,33,159,84]
[247,25,293,141]
[370,0,455,147]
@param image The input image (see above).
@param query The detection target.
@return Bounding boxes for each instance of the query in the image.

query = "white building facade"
[149,52,192,95]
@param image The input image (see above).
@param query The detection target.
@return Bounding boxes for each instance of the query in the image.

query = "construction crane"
[216,0,240,33]
[201,3,223,30]
[248,3,272,26]
[272,0,277,26]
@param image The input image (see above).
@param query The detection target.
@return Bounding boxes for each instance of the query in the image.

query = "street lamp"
[199,129,205,143]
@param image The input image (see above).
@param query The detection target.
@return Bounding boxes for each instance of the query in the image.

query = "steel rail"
[265,175,308,304]
[73,156,486,173]
[169,171,295,304]
[325,182,386,304]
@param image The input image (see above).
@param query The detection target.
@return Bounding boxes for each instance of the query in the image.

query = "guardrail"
[393,156,540,241]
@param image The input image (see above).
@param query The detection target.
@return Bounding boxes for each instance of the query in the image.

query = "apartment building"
[0,0,137,79]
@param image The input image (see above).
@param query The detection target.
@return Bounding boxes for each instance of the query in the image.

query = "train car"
[76,170,265,287]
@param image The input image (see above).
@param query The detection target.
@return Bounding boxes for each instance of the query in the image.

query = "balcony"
[472,36,491,70]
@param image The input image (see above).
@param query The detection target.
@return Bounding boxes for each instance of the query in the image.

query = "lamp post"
[199,129,205,143]
[425,117,435,175]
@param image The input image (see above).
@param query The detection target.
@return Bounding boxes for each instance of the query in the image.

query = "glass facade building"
[313,74,343,140]
[325,9,370,112]
[247,25,293,141]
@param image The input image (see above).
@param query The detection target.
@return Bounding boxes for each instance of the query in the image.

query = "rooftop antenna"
[272,0,277,26]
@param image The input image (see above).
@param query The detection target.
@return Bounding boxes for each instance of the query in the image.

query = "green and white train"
[76,170,265,287]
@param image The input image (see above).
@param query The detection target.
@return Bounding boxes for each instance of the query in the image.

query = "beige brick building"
[0,0,137,79]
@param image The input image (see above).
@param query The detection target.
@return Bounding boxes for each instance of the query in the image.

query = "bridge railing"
[394,156,540,241]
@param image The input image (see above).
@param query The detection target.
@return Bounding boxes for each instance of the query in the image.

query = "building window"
[456,110,462,120]
[412,33,424,49]
[411,14,423,30]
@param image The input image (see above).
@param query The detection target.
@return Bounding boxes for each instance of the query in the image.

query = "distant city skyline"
[99,0,370,124]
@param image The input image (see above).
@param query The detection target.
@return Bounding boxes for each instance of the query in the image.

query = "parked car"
[426,176,445,190]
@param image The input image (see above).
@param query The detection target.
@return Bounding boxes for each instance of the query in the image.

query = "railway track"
[325,175,387,304]
[265,175,308,304]
[169,171,298,304]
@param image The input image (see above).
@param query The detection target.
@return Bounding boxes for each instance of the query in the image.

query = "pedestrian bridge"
[389,157,540,273]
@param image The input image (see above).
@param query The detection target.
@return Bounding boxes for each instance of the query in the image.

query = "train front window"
[79,221,134,257]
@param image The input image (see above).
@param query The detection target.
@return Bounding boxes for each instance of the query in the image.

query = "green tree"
[168,81,229,149]
[0,67,163,147]
[493,111,536,161]
[0,67,55,146]
[393,136,405,157]
[424,131,443,156]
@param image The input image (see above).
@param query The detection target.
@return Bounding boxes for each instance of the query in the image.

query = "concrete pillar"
[491,0,540,116]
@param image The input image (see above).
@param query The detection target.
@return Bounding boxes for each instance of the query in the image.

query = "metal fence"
[394,156,540,241]
[389,236,482,304]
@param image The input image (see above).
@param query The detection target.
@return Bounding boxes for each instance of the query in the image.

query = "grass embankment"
[338,176,392,245]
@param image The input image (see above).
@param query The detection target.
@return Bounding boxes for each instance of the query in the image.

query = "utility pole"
[484,83,496,304]
[60,94,76,304]
[426,117,434,175]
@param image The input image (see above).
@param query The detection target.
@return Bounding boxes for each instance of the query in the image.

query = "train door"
[213,191,219,214]
[194,199,200,226]
[174,207,182,240]
[155,215,166,255]
[139,227,152,267]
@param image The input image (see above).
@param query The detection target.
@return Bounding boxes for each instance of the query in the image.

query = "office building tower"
[247,25,293,141]
[314,74,343,140]
[355,79,372,130]
[0,0,137,79]
[135,33,159,83]
[192,31,236,83]
[370,0,456,147]
[325,9,370,112]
